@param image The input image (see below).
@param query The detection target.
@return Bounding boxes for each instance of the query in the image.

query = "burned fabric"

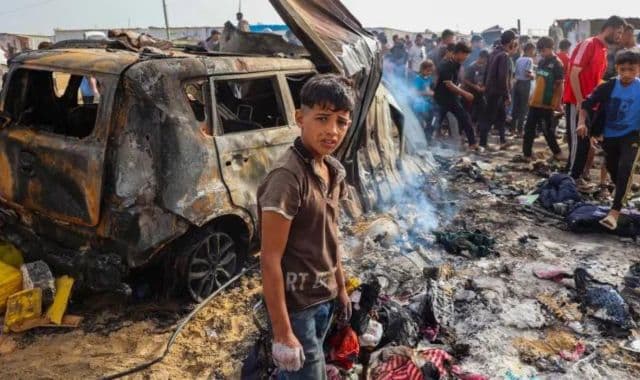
[433,230,496,258]
[537,174,582,210]
[565,203,640,237]
[377,301,420,348]
[418,279,455,331]
[622,263,640,320]
[350,280,382,335]
[328,327,360,370]
[574,268,635,330]
[368,346,422,380]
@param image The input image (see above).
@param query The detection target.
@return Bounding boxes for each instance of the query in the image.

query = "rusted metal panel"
[120,58,254,238]
[0,71,116,227]
[215,126,298,220]
[11,48,139,75]
[202,56,314,76]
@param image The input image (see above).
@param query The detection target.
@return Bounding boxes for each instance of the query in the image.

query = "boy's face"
[540,47,554,58]
[622,29,635,47]
[453,52,469,64]
[616,62,640,85]
[421,66,433,77]
[296,104,352,157]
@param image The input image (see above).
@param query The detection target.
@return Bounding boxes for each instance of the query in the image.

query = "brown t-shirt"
[257,138,347,312]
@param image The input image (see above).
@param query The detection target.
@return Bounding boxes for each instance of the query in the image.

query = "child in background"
[413,59,436,143]
[463,49,489,129]
[522,37,564,161]
[512,43,536,136]
[577,50,640,230]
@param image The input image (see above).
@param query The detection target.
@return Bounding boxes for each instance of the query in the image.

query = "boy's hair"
[453,41,471,54]
[559,39,572,51]
[478,49,490,60]
[420,59,434,71]
[523,42,536,52]
[536,36,554,51]
[601,15,626,32]
[624,23,634,32]
[441,29,455,40]
[500,30,517,46]
[615,49,640,65]
[300,74,355,112]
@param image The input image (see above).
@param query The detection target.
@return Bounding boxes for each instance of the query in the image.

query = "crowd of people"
[378,15,640,230]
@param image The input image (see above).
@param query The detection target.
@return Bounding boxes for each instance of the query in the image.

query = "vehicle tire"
[181,229,240,302]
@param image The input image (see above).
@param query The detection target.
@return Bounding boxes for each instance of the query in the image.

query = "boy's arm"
[463,78,483,93]
[445,81,474,101]
[553,79,564,111]
[334,249,351,323]
[578,81,611,137]
[260,211,299,347]
[89,77,99,95]
[569,66,584,104]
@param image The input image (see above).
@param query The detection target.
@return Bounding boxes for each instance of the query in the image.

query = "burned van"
[0,0,390,301]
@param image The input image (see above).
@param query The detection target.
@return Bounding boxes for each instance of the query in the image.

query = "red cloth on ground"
[328,327,360,370]
[372,354,424,380]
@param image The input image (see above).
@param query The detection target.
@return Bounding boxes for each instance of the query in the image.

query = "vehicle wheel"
[185,231,238,302]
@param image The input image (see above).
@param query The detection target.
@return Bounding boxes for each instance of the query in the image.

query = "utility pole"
[162,0,170,41]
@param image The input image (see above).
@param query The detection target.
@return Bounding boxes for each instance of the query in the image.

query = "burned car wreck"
[0,0,405,301]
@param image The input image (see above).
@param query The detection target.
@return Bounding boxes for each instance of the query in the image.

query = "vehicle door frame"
[0,64,116,227]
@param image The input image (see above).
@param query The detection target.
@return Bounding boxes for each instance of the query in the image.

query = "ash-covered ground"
[1,137,639,379]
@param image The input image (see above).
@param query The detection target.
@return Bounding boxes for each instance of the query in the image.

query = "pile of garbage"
[0,241,80,333]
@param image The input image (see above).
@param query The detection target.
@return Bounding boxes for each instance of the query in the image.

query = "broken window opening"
[214,76,286,134]
[183,79,212,135]
[286,73,315,109]
[5,69,102,139]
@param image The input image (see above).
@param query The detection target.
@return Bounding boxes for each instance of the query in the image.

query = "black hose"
[102,263,259,380]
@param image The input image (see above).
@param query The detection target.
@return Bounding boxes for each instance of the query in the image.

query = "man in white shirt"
[408,34,427,81]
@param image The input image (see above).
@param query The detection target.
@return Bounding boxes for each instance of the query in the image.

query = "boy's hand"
[463,92,474,103]
[336,288,352,325]
[272,335,305,372]
[576,123,588,138]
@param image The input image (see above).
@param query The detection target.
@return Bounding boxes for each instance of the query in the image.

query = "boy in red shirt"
[557,39,572,77]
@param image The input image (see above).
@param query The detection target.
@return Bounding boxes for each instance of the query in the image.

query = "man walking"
[564,15,626,187]
[478,30,518,149]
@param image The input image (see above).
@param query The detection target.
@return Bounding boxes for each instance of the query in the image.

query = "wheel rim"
[187,232,237,302]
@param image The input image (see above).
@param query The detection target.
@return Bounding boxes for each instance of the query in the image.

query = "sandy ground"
[1,135,640,379]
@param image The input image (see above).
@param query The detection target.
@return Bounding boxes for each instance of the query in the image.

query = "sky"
[0,0,639,36]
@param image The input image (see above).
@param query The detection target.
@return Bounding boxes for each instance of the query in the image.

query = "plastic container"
[0,260,22,311]
[4,288,42,332]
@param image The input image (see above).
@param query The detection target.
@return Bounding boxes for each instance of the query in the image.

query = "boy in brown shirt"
[258,74,354,378]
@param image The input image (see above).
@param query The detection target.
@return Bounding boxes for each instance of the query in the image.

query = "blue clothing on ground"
[277,301,334,380]
[566,203,640,237]
[412,74,434,114]
[537,173,583,209]
[604,78,640,138]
